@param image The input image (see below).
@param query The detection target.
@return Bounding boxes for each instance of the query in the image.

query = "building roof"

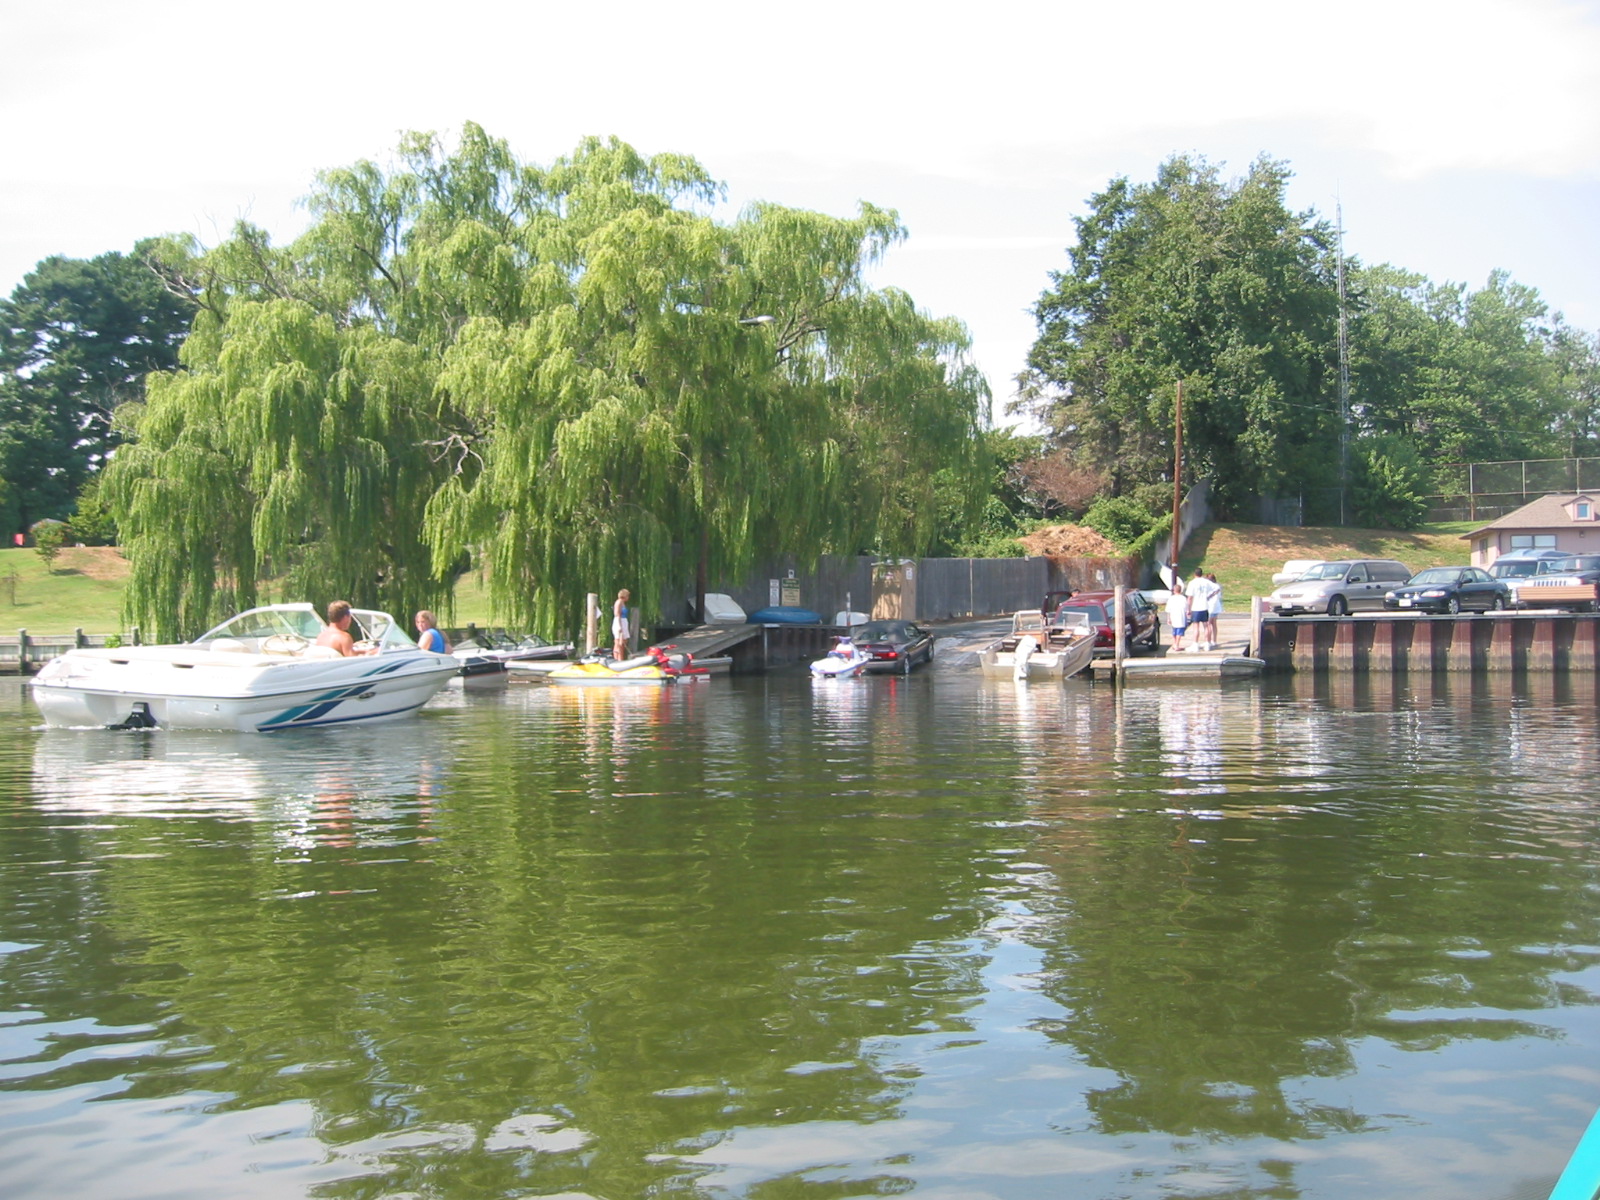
[1462,493,1600,538]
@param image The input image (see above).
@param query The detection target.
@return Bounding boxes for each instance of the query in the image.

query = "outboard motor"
[110,701,159,730]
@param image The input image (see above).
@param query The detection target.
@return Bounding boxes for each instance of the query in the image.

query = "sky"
[3,0,1598,424]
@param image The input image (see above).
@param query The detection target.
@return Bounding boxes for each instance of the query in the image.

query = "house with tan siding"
[1463,493,1600,566]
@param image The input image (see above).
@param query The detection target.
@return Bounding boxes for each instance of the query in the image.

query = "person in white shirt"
[1184,571,1222,651]
[1164,579,1192,651]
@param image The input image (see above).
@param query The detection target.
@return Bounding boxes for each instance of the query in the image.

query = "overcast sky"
[3,0,1597,421]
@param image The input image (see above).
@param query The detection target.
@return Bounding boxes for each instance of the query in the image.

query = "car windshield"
[1553,557,1600,572]
[1491,561,1541,577]
[1407,568,1463,585]
[852,621,909,642]
[1298,562,1352,580]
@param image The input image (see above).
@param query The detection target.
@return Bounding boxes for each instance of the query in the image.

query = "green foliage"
[1022,155,1339,517]
[1348,266,1563,464]
[1351,435,1429,530]
[1082,494,1161,551]
[930,428,1041,556]
[0,245,194,536]
[32,520,66,571]
[105,126,988,640]
[64,481,117,546]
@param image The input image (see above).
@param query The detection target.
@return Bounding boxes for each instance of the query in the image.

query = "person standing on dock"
[1184,571,1221,652]
[1165,580,1191,652]
[612,589,632,660]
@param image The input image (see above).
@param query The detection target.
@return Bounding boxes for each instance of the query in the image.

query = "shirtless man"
[316,601,360,656]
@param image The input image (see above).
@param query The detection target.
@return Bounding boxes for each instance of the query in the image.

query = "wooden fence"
[0,629,137,674]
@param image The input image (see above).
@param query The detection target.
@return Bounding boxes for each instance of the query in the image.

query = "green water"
[1,671,1597,1198]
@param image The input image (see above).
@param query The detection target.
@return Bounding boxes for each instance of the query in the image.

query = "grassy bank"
[0,547,497,636]
[1175,521,1478,600]
[2,522,1484,634]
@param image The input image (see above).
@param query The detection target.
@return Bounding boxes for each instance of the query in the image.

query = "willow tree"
[105,126,988,640]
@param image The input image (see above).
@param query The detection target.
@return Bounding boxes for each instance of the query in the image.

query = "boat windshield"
[195,607,323,644]
[1048,610,1093,632]
[193,606,413,651]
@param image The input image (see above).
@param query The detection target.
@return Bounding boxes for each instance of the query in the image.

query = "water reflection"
[1,674,1599,1198]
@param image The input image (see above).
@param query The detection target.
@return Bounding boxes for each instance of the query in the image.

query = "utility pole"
[1171,378,1184,573]
[1336,199,1351,526]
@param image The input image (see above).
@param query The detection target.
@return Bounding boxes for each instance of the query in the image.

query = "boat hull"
[810,656,868,679]
[978,636,1095,681]
[30,647,459,731]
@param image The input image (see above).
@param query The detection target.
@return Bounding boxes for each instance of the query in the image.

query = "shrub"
[31,520,66,572]
[1082,495,1160,550]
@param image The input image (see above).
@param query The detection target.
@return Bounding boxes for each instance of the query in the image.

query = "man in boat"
[317,601,373,656]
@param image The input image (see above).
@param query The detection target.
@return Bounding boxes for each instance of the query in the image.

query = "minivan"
[1266,559,1411,616]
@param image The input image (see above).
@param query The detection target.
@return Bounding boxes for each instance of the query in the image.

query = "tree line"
[1017,154,1600,536]
[1,137,1593,636]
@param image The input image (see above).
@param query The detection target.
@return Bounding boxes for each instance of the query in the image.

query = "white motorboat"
[449,628,574,664]
[29,604,460,732]
[979,610,1096,682]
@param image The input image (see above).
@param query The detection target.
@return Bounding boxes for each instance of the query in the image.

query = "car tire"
[1490,595,1505,612]
[1328,596,1348,617]
[1446,596,1460,615]
[901,653,911,675]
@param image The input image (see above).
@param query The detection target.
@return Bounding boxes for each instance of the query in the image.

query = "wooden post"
[74,627,85,648]
[1113,585,1127,671]
[584,593,598,657]
[1249,596,1263,659]
[17,629,27,674]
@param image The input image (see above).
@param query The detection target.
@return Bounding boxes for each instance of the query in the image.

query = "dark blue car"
[1383,567,1510,614]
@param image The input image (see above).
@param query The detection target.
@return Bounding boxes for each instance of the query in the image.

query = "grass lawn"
[0,546,132,635]
[0,547,503,636]
[1175,522,1479,602]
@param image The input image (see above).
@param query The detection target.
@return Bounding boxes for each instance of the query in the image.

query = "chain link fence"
[1426,459,1600,523]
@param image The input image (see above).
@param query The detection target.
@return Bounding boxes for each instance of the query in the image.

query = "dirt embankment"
[1015,524,1121,557]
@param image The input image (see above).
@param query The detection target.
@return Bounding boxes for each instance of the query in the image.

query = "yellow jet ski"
[545,646,707,687]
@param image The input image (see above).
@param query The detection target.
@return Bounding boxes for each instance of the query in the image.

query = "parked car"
[848,619,935,673]
[1271,558,1325,586]
[1056,590,1160,655]
[1512,554,1600,610]
[1488,549,1567,581]
[1382,567,1510,614]
[1265,559,1411,616]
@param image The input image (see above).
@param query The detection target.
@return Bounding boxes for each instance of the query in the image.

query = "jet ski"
[545,644,708,686]
[809,636,869,679]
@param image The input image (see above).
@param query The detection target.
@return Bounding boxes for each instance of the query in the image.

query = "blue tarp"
[747,607,823,625]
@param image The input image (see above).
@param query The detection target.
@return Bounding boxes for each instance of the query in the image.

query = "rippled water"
[2,669,1598,1199]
